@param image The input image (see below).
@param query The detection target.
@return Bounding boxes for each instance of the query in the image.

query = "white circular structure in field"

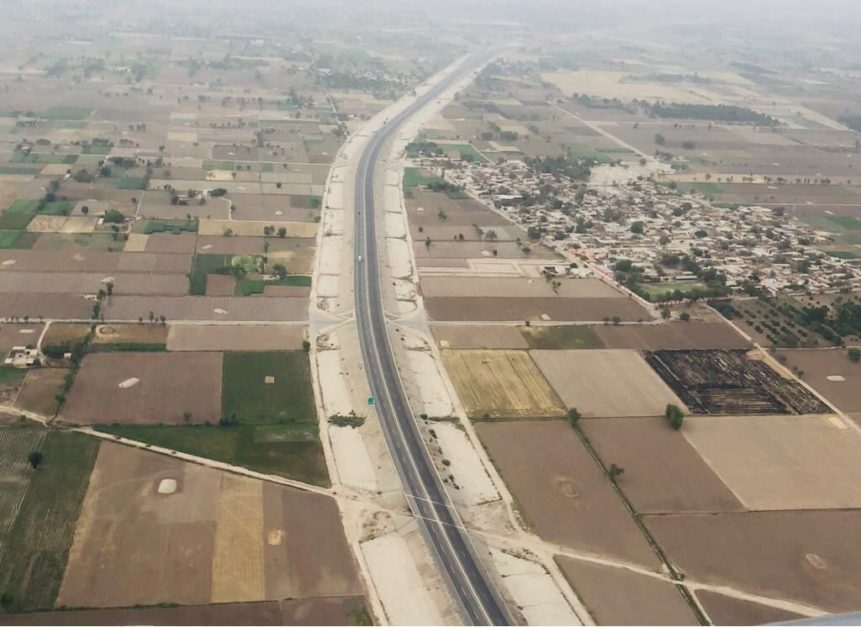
[157,479,177,495]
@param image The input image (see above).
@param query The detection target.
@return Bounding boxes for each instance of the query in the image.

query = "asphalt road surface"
[352,56,511,626]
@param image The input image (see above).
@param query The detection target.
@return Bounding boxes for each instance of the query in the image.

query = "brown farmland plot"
[645,510,861,613]
[477,420,659,568]
[682,414,861,510]
[531,349,685,417]
[62,352,222,425]
[582,417,743,513]
[555,557,697,625]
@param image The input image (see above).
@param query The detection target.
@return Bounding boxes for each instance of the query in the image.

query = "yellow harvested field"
[123,233,149,252]
[684,414,861,510]
[198,219,318,238]
[26,215,68,233]
[211,475,265,603]
[442,349,564,418]
[531,349,685,417]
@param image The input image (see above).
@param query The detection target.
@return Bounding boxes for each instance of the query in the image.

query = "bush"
[665,403,684,430]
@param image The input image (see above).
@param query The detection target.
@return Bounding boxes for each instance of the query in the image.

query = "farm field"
[441,349,564,419]
[1,598,369,626]
[420,277,622,299]
[167,324,305,351]
[594,321,750,350]
[694,590,804,625]
[0,431,99,612]
[222,352,316,424]
[56,444,361,609]
[62,352,223,425]
[582,417,744,513]
[645,510,861,612]
[0,425,47,562]
[519,325,605,349]
[95,351,326,485]
[0,324,42,354]
[14,368,69,416]
[531,349,684,417]
[682,414,861,510]
[476,420,659,568]
[425,296,652,322]
[775,348,861,413]
[645,349,829,415]
[91,323,169,347]
[555,557,698,625]
[430,324,528,349]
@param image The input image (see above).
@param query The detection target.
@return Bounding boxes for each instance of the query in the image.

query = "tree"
[665,403,684,430]
[272,263,288,280]
[608,463,625,482]
[567,408,581,427]
[277,227,287,238]
[630,221,644,235]
[849,348,861,363]
[182,411,192,424]
[302,340,311,353]
[28,450,44,469]
[81,205,89,215]
[680,311,691,322]
[654,133,666,146]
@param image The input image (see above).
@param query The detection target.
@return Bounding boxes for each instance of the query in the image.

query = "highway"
[352,56,511,626]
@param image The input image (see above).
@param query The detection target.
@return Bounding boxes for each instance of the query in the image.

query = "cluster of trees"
[524,153,593,181]
[648,103,777,126]
[406,140,444,157]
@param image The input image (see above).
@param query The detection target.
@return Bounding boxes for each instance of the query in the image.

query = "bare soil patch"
[206,274,237,296]
[583,417,743,513]
[555,557,697,625]
[442,349,564,419]
[645,510,861,612]
[103,296,308,322]
[167,325,305,352]
[683,414,861,510]
[144,233,198,254]
[63,352,222,425]
[477,421,659,568]
[776,348,861,413]
[595,322,750,350]
[431,324,528,349]
[695,590,804,626]
[532,349,684,417]
[421,277,620,299]
[425,296,651,322]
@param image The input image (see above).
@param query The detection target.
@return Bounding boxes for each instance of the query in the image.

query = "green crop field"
[0,430,99,611]
[403,167,443,189]
[97,423,328,486]
[436,143,488,163]
[138,218,198,235]
[41,106,91,120]
[827,215,861,230]
[222,351,316,424]
[5,199,39,214]
[519,325,605,349]
[0,230,38,249]
[0,212,34,231]
[0,425,47,564]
